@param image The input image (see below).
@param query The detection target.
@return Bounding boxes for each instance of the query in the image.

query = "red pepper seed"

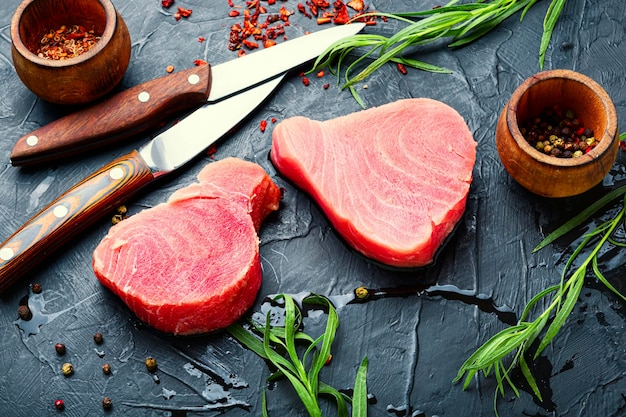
[54,399,65,410]
[260,120,268,132]
[302,77,310,86]
[396,63,408,75]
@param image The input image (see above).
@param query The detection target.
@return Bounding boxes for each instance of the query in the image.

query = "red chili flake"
[396,63,407,75]
[323,83,330,89]
[333,1,350,25]
[260,120,268,132]
[162,0,174,8]
[174,11,181,20]
[198,37,205,43]
[229,9,240,17]
[316,70,325,78]
[54,399,65,410]
[227,0,234,6]
[302,77,310,86]
[178,6,193,18]
[242,39,259,49]
[194,59,208,66]
[206,144,218,158]
[238,49,247,57]
[346,0,364,11]
[263,39,277,48]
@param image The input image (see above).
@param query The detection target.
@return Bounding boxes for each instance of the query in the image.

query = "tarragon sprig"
[313,0,567,107]
[455,179,626,416]
[227,293,369,417]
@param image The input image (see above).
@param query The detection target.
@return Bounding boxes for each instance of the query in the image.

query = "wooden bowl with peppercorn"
[10,0,131,105]
[496,69,618,198]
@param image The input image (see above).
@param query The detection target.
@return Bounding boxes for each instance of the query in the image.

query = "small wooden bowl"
[496,69,618,198]
[10,0,131,105]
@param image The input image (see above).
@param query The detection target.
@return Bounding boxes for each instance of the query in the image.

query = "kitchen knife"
[11,23,365,166]
[0,75,283,293]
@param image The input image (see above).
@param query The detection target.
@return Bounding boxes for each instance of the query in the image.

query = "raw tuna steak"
[270,98,476,268]
[92,158,281,335]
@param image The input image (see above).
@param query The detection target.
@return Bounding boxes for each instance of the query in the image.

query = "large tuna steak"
[270,98,476,268]
[93,158,281,335]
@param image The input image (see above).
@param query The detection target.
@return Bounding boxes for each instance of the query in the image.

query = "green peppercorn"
[355,286,369,300]
[61,363,74,377]
[535,141,545,151]
[145,357,158,373]
[573,150,583,158]
[543,144,553,154]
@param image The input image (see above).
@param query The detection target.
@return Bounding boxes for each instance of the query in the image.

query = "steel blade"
[208,23,364,102]
[139,74,285,173]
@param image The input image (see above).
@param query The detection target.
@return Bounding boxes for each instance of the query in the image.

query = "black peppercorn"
[102,363,112,375]
[55,343,66,355]
[31,283,42,294]
[17,305,32,321]
[94,332,104,344]
[102,397,113,410]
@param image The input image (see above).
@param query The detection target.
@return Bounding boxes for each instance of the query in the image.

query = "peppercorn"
[355,286,369,300]
[31,283,42,293]
[145,357,158,373]
[94,332,104,344]
[17,304,32,321]
[102,397,113,410]
[102,363,112,375]
[54,399,65,410]
[61,363,74,377]
[55,343,66,355]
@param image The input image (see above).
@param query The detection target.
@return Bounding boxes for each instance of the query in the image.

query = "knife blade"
[0,74,284,293]
[11,23,365,166]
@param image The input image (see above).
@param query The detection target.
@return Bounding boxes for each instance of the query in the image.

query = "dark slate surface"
[1,1,625,416]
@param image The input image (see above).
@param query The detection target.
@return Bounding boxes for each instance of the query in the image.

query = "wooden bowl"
[10,0,131,105]
[496,69,618,198]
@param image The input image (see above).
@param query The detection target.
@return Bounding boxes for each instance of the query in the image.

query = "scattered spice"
[194,59,208,66]
[260,119,268,132]
[37,25,101,60]
[174,6,193,21]
[102,363,112,375]
[17,304,32,321]
[271,117,277,123]
[302,77,310,86]
[323,83,330,89]
[145,357,158,373]
[316,70,325,78]
[520,106,596,158]
[61,363,74,377]
[166,65,175,73]
[55,343,66,355]
[93,332,104,344]
[396,63,408,75]
[31,283,42,293]
[198,36,205,43]
[324,354,333,365]
[54,399,65,410]
[161,0,174,8]
[102,397,113,410]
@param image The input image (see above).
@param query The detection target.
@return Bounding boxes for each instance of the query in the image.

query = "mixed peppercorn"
[520,105,597,158]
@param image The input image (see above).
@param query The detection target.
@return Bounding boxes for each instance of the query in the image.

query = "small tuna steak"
[270,98,476,268]
[92,158,281,335]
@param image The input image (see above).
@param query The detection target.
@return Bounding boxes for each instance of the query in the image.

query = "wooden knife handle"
[0,150,156,293]
[11,64,212,166]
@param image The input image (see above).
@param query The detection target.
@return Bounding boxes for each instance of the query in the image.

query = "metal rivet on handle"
[26,135,39,147]
[0,247,14,261]
[53,205,69,218]
[138,91,150,103]
[110,167,124,180]
[188,74,200,85]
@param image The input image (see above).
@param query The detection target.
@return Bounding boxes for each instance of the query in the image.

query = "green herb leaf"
[352,357,369,417]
